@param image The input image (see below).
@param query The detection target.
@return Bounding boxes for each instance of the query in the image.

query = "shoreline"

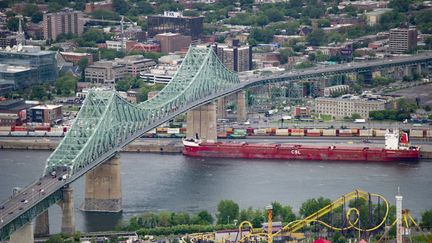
[1,139,432,159]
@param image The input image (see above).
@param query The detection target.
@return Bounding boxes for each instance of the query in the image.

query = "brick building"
[43,9,85,41]
[154,33,192,53]
[28,104,63,125]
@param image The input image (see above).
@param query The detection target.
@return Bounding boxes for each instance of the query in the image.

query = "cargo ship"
[182,130,420,162]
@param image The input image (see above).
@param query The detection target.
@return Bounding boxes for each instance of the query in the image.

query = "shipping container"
[339,129,353,137]
[11,126,27,132]
[409,129,424,138]
[254,128,267,135]
[246,127,254,136]
[351,128,360,136]
[374,129,387,137]
[156,127,168,133]
[359,129,373,137]
[426,130,432,138]
[306,129,321,137]
[275,129,289,136]
[0,126,11,131]
[291,128,305,136]
[167,128,180,134]
[11,131,27,136]
[322,129,336,136]
[266,128,276,136]
[179,128,187,134]
[217,132,228,138]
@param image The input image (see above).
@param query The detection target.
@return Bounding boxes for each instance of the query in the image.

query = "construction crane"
[81,15,137,53]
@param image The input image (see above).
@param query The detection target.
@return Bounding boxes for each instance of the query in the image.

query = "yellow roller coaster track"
[184,189,390,243]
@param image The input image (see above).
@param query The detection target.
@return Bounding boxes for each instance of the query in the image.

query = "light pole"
[227,215,230,225]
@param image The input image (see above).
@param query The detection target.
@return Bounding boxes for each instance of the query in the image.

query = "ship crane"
[81,16,137,53]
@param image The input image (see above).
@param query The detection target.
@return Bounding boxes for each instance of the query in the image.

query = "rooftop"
[30,105,62,110]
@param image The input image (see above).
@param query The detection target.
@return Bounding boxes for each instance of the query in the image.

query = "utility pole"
[266,205,273,243]
[396,187,403,243]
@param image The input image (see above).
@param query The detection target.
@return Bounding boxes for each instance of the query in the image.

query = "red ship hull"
[183,142,420,162]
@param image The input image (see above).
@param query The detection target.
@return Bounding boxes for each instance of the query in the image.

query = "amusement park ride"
[182,189,431,243]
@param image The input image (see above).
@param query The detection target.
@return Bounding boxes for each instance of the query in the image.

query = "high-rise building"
[148,11,203,40]
[155,33,192,53]
[213,41,252,72]
[43,9,84,41]
[0,46,57,95]
[389,26,417,54]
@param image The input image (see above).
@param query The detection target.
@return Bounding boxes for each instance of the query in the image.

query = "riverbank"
[0,139,183,153]
[1,138,432,159]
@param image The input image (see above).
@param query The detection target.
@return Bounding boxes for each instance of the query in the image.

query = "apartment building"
[43,9,84,41]
[389,26,417,54]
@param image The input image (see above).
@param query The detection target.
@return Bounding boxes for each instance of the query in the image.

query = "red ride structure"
[183,130,420,162]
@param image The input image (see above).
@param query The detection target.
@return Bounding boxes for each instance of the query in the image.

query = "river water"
[0,150,431,233]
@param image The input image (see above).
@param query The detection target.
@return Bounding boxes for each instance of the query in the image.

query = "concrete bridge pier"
[216,98,227,119]
[9,222,34,243]
[82,155,122,212]
[186,102,217,142]
[60,186,75,235]
[34,210,50,237]
[236,91,247,122]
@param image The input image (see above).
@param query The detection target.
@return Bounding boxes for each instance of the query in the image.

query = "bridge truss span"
[45,46,240,176]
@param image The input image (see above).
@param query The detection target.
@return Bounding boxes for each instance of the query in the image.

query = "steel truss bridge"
[1,47,431,240]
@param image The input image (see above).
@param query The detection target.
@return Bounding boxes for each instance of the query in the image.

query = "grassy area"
[320,114,333,122]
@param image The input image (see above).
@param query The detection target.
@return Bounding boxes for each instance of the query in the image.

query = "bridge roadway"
[1,52,432,239]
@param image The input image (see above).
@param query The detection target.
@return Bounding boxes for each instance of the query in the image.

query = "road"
[0,169,68,230]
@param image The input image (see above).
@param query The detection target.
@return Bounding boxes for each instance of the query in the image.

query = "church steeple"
[17,15,25,46]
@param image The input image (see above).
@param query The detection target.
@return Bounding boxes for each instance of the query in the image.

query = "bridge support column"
[82,155,122,212]
[404,66,411,76]
[34,210,50,237]
[9,222,33,243]
[216,98,227,119]
[61,186,75,235]
[186,102,217,142]
[236,91,247,122]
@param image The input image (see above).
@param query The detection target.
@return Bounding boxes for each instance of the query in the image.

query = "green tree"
[191,210,214,225]
[279,48,294,64]
[299,197,331,217]
[31,11,43,23]
[91,9,120,21]
[7,17,19,31]
[78,57,88,82]
[216,200,239,224]
[113,0,129,15]
[55,74,78,96]
[23,4,38,17]
[389,0,412,12]
[420,209,432,229]
[351,113,361,120]
[306,29,327,46]
[45,234,64,243]
[30,85,48,101]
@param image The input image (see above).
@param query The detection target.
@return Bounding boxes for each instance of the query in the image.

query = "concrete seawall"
[0,139,183,153]
[1,139,431,159]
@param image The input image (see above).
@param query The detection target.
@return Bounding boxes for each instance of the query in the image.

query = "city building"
[60,52,94,65]
[140,65,177,84]
[294,106,311,118]
[323,85,350,97]
[0,31,17,48]
[84,61,126,85]
[0,45,57,95]
[0,99,34,126]
[389,27,418,54]
[315,94,395,119]
[43,9,85,41]
[85,0,113,13]
[365,8,392,26]
[148,11,204,40]
[115,55,157,77]
[214,40,252,72]
[27,104,63,125]
[154,33,192,53]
